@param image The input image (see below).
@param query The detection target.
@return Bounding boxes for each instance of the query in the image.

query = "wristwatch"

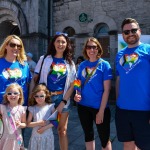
[62,99,67,105]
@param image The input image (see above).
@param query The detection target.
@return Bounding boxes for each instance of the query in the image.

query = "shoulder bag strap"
[35,55,46,84]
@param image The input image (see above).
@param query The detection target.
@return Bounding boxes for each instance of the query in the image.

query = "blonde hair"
[28,84,51,106]
[83,37,103,60]
[3,83,24,105]
[0,35,27,65]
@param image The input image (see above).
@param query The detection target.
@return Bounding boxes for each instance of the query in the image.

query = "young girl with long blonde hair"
[0,83,26,150]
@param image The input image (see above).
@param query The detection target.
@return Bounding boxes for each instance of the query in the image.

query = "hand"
[74,94,81,102]
[15,120,22,128]
[37,126,45,134]
[96,110,104,124]
[38,120,47,126]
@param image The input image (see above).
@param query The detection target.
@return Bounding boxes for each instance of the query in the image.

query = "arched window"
[94,23,110,58]
[63,27,75,37]
[63,27,76,58]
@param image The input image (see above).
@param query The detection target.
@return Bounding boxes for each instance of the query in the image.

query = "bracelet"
[62,99,67,105]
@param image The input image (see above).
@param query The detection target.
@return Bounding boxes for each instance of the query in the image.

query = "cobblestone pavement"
[24,105,123,150]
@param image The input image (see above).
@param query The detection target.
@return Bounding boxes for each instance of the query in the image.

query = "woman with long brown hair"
[30,32,76,150]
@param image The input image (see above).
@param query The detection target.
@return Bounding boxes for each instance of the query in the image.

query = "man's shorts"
[115,106,150,150]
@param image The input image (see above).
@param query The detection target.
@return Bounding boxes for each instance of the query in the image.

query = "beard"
[123,35,140,46]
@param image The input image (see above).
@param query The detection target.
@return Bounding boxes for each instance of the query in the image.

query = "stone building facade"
[0,0,150,70]
[0,0,49,60]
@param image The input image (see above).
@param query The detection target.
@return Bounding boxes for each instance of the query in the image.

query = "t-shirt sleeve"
[69,61,76,82]
[115,53,120,76]
[22,106,27,114]
[103,61,113,80]
[28,106,34,114]
[34,55,45,74]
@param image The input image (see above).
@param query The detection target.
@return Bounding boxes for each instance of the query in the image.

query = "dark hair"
[121,18,139,30]
[46,34,73,65]
[83,37,103,60]
[28,83,51,106]
[76,56,84,64]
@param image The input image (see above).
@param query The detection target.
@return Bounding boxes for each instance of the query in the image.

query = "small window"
[63,27,75,37]
[94,23,109,37]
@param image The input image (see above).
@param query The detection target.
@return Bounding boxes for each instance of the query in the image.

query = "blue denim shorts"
[51,94,72,113]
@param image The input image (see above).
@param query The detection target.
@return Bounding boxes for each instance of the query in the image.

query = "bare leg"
[102,140,112,150]
[57,112,69,150]
[124,141,139,150]
[85,140,95,150]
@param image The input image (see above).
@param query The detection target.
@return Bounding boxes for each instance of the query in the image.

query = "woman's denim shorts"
[51,94,72,113]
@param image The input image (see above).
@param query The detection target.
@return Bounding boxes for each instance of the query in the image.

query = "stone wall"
[53,0,150,67]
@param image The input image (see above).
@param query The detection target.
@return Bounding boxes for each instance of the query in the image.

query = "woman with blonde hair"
[0,35,31,105]
[0,83,27,150]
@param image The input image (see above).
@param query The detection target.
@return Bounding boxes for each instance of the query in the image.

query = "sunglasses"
[7,92,20,96]
[9,42,22,50]
[34,95,45,98]
[55,32,68,37]
[122,28,138,35]
[86,45,98,50]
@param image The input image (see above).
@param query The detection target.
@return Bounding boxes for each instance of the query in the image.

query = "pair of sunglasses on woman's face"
[8,42,22,50]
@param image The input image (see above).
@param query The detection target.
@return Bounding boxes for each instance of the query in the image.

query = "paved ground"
[24,105,123,150]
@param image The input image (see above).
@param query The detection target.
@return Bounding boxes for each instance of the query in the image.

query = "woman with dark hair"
[30,32,76,150]
[74,37,112,150]
[75,56,84,71]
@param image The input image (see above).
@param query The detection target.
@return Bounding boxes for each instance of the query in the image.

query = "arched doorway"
[0,21,20,44]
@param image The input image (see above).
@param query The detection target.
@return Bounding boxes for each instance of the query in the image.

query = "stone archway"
[0,0,28,41]
[87,15,117,32]
[57,20,81,34]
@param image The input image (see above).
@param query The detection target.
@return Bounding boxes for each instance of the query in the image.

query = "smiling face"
[5,38,22,59]
[122,23,141,48]
[34,90,46,106]
[54,35,67,56]
[6,88,20,106]
[86,41,99,61]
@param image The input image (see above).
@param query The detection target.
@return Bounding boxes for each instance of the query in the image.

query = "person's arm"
[29,73,38,95]
[27,111,46,127]
[15,112,26,128]
[56,82,74,112]
[37,123,54,134]
[96,80,111,124]
[29,56,44,95]
[37,107,56,134]
[115,76,120,99]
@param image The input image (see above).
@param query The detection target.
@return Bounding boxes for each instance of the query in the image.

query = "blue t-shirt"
[116,43,150,110]
[47,57,67,92]
[0,58,32,105]
[77,59,112,109]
